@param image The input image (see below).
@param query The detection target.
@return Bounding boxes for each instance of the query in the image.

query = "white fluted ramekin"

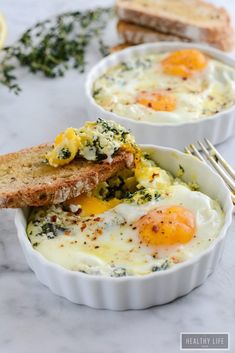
[15,145,233,310]
[85,42,235,149]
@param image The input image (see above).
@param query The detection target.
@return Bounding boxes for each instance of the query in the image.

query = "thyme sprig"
[0,7,113,94]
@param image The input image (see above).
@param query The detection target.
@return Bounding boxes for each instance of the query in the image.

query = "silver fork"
[185,138,235,205]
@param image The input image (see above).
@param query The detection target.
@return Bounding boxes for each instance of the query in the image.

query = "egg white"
[27,183,224,276]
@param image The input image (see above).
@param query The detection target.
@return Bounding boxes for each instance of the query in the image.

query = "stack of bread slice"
[115,0,235,52]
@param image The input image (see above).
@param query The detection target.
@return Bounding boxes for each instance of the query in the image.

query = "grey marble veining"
[0,1,235,352]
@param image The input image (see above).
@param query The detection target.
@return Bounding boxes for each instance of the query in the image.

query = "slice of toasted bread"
[0,144,134,208]
[109,42,132,53]
[116,0,235,51]
[117,20,190,44]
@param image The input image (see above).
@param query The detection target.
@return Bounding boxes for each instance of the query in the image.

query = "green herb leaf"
[0,7,113,94]
[58,147,71,160]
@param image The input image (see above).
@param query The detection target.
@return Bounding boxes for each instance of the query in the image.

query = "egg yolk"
[135,205,196,246]
[67,194,121,216]
[137,91,176,111]
[162,49,207,78]
[47,128,81,167]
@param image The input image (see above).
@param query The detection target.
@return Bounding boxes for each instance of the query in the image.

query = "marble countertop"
[0,1,234,352]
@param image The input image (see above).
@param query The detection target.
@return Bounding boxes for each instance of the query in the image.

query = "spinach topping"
[84,137,109,161]
[39,222,66,239]
[93,137,109,161]
[135,58,152,70]
[178,164,185,176]
[94,169,136,201]
[97,118,131,143]
[111,267,127,277]
[93,87,102,97]
[120,61,133,72]
[152,260,170,272]
[58,147,71,160]
[95,152,108,161]
[125,189,161,205]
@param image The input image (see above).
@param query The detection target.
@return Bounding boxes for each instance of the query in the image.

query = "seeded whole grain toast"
[0,144,134,208]
[116,0,235,51]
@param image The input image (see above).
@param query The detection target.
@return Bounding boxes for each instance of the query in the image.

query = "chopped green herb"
[40,222,66,239]
[41,222,55,234]
[93,87,102,97]
[0,8,113,94]
[120,61,133,71]
[125,189,160,205]
[111,267,127,277]
[58,148,71,160]
[97,118,132,143]
[152,260,170,272]
[177,164,185,177]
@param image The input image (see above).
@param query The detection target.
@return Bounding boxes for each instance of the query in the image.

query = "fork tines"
[185,139,235,205]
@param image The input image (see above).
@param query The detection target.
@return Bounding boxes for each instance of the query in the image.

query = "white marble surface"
[0,1,235,352]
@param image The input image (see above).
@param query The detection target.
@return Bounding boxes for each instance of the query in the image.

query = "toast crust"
[117,20,190,44]
[0,144,134,208]
[116,0,235,51]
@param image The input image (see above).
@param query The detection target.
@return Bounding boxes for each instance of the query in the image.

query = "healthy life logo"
[180,333,229,350]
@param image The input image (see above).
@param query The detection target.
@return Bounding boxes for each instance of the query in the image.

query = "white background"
[0,1,234,353]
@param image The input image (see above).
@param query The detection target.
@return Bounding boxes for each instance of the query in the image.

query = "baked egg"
[27,151,224,277]
[92,49,235,124]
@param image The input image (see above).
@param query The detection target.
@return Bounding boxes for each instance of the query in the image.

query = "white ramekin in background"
[15,145,233,310]
[85,42,235,150]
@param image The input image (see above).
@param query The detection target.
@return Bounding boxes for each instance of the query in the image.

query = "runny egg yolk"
[137,91,176,112]
[135,205,196,246]
[162,49,207,78]
[67,194,121,216]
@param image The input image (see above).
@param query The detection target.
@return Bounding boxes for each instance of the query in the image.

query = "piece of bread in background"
[0,13,7,49]
[117,20,190,45]
[0,144,133,208]
[109,42,132,53]
[116,0,235,51]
